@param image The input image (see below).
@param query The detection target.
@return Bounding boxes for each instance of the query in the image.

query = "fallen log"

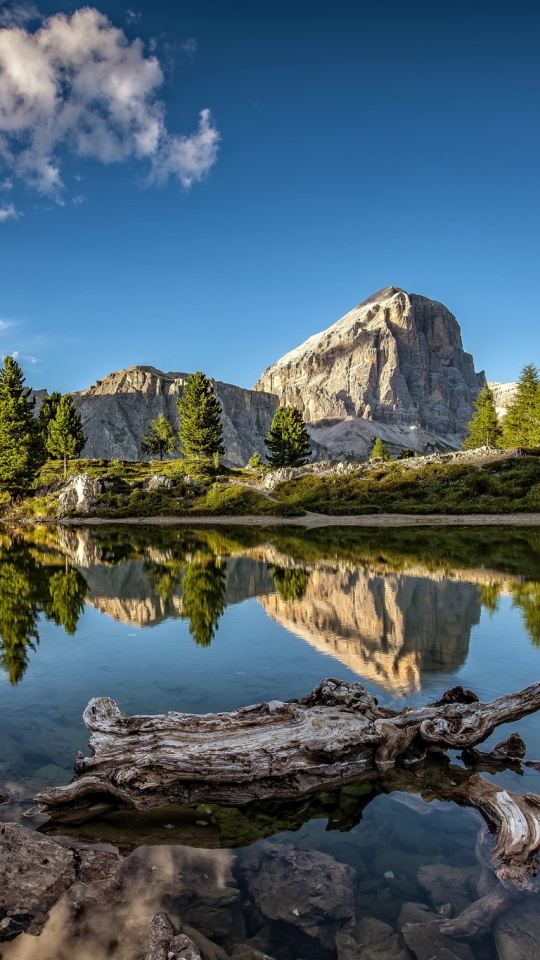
[36,675,540,808]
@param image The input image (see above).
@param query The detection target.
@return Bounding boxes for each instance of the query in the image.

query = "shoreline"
[14,512,540,527]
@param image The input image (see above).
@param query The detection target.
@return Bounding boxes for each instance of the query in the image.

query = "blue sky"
[0,0,538,393]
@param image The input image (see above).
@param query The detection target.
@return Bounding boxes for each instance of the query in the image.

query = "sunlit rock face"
[70,365,279,467]
[259,566,481,695]
[254,287,485,458]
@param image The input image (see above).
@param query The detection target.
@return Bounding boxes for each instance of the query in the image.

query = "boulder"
[0,820,119,940]
[57,473,100,516]
[401,920,475,960]
[491,894,540,960]
[416,865,480,917]
[342,917,409,958]
[236,840,356,951]
[143,475,175,491]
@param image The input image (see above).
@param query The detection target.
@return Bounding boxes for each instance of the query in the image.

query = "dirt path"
[59,512,540,528]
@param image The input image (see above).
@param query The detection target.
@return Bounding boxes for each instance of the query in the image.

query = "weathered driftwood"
[36,675,540,808]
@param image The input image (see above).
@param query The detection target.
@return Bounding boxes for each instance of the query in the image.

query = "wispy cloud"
[0,201,19,220]
[0,0,40,27]
[0,318,16,330]
[0,7,219,196]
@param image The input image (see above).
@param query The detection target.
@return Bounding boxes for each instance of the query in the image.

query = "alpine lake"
[1,521,540,960]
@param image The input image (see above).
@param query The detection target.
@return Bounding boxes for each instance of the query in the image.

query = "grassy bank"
[5,454,540,520]
[272,456,540,515]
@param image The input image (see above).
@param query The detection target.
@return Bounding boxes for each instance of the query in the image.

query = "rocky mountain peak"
[254,287,484,451]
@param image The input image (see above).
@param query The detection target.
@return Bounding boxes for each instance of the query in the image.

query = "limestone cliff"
[71,366,279,467]
[487,381,518,420]
[254,286,485,458]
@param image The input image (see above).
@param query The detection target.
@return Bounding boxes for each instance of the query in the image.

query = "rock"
[401,920,475,960]
[397,902,439,927]
[417,864,480,916]
[0,820,119,939]
[344,917,409,958]
[57,473,100,516]
[69,366,280,468]
[487,381,518,420]
[236,840,356,950]
[254,286,484,459]
[181,924,230,960]
[491,893,540,960]
[143,474,175,491]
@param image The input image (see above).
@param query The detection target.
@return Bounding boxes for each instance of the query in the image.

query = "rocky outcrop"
[70,366,279,467]
[254,287,485,458]
[487,381,518,420]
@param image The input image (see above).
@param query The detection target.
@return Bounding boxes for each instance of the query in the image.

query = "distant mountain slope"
[254,286,485,458]
[71,365,279,466]
[487,381,518,420]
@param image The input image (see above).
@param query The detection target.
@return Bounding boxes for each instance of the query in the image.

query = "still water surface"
[1,523,540,958]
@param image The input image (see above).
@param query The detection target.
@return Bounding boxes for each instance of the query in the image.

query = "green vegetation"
[370,437,390,460]
[265,406,311,467]
[463,385,502,449]
[248,452,265,469]
[180,553,226,646]
[37,391,62,460]
[0,356,41,494]
[141,413,178,460]
[503,363,540,448]
[177,371,224,460]
[46,394,86,475]
[270,565,310,601]
[272,456,540,515]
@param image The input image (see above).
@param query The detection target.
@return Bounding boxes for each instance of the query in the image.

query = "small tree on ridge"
[141,413,178,461]
[370,437,390,460]
[46,395,86,476]
[265,406,311,467]
[0,355,40,492]
[463,385,502,449]
[177,372,225,461]
[502,364,540,448]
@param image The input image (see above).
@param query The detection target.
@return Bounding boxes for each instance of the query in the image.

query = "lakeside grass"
[5,454,540,520]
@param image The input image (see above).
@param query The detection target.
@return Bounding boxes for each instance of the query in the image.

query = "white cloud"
[0,318,16,329]
[0,7,219,195]
[0,201,19,220]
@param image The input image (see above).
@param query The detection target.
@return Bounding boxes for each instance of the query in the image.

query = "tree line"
[0,356,86,493]
[143,370,312,468]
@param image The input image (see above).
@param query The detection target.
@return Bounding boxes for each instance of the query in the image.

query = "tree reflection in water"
[3,524,540,682]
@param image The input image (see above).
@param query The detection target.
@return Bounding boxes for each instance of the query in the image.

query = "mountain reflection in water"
[1,524,540,692]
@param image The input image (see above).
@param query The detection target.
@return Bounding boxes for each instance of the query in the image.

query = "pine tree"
[36,391,62,462]
[248,452,264,469]
[177,372,225,460]
[0,356,40,492]
[370,437,390,460]
[502,364,540,448]
[141,413,178,461]
[45,568,87,635]
[180,554,226,646]
[46,394,86,476]
[265,406,311,467]
[463,385,503,449]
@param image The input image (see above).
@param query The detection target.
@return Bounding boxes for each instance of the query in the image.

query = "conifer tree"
[0,356,40,492]
[248,452,264,469]
[46,394,86,476]
[265,406,311,467]
[463,385,503,449]
[45,568,87,635]
[36,390,62,462]
[177,372,225,460]
[180,553,226,646]
[370,437,390,460]
[141,413,178,461]
[502,364,540,448]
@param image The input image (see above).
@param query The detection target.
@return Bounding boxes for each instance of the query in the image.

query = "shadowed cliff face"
[259,567,481,695]
[70,366,279,467]
[254,287,485,457]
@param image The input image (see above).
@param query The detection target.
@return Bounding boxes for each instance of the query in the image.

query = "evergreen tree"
[502,364,540,448]
[141,413,178,461]
[270,565,310,601]
[36,391,62,462]
[370,437,390,460]
[248,452,264,469]
[180,553,226,646]
[45,568,87,635]
[265,406,311,467]
[46,394,86,476]
[0,356,40,492]
[463,385,503,449]
[177,372,225,460]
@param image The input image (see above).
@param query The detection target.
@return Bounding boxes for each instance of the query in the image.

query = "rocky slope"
[70,366,279,467]
[255,286,485,458]
[488,380,518,420]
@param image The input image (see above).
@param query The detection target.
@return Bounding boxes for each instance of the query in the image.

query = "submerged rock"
[236,840,356,951]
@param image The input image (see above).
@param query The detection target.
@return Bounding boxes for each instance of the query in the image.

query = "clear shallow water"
[1,523,540,959]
